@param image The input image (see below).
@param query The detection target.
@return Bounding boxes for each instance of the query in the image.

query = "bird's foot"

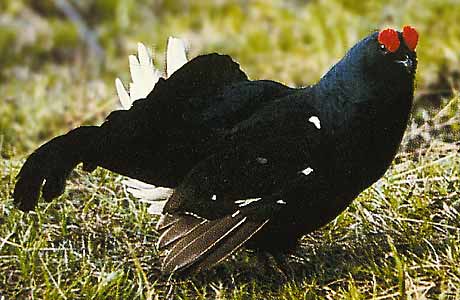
[258,252,292,281]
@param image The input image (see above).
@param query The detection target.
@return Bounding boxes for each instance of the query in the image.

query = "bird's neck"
[314,59,414,192]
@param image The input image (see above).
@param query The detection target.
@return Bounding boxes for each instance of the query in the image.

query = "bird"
[13,26,419,274]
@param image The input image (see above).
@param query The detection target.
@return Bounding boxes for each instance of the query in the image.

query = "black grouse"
[14,26,419,274]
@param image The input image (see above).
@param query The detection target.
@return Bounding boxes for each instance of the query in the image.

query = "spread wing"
[156,94,327,274]
[14,52,297,211]
[87,54,293,186]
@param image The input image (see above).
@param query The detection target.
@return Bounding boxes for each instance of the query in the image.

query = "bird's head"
[362,26,419,81]
[319,26,419,104]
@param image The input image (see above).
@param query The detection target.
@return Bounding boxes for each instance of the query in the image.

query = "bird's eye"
[379,44,388,54]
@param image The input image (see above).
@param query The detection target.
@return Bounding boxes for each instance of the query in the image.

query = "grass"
[1,131,459,299]
[1,0,460,299]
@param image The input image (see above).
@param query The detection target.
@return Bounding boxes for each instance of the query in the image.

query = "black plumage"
[14,27,418,274]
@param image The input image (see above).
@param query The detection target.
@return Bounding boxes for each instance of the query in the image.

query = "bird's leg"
[258,252,292,281]
[82,162,98,172]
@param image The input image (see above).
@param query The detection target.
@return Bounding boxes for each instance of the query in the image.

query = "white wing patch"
[301,167,314,176]
[308,116,321,129]
[234,198,261,207]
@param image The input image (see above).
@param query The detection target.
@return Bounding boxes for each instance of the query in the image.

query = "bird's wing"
[183,79,294,130]
[104,53,297,131]
[103,53,250,132]
[95,55,294,180]
[156,96,326,274]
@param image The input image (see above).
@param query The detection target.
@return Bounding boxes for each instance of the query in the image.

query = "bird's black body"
[14,29,417,274]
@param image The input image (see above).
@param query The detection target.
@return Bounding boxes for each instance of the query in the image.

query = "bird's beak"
[395,55,414,74]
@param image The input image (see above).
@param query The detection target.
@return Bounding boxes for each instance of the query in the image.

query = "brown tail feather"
[156,213,181,231]
[191,219,269,273]
[160,212,269,274]
[157,215,206,249]
[161,221,216,272]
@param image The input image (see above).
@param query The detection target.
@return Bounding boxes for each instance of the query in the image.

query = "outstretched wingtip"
[13,176,42,212]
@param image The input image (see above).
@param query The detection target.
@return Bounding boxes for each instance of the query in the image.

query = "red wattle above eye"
[402,25,419,51]
[378,28,400,53]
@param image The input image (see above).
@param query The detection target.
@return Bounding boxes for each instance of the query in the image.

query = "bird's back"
[91,54,295,186]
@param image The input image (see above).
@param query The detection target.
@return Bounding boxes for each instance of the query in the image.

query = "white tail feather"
[115,78,131,109]
[128,49,159,101]
[127,186,173,201]
[137,43,152,70]
[166,37,188,77]
[128,55,142,86]
[123,179,174,201]
[115,39,188,109]
[123,179,174,214]
[147,201,168,215]
[116,42,165,109]
[122,178,156,190]
[135,43,161,96]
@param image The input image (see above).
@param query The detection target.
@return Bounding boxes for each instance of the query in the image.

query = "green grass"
[1,0,460,299]
[1,132,459,299]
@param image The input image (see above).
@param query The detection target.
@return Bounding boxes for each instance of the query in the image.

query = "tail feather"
[191,219,269,273]
[116,43,161,109]
[156,213,181,231]
[122,178,174,214]
[160,212,269,274]
[157,215,206,249]
[161,220,218,273]
[146,200,168,215]
[115,78,131,110]
[116,39,188,109]
[132,186,173,201]
[166,37,188,77]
